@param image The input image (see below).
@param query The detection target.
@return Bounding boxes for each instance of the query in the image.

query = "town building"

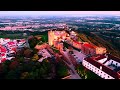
[81,42,106,56]
[82,54,120,79]
[48,30,107,56]
[0,38,27,63]
[48,30,69,46]
[53,40,63,51]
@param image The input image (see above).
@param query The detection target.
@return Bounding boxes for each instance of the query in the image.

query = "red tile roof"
[83,43,96,49]
[5,38,10,40]
[8,42,15,45]
[73,40,82,45]
[11,47,16,51]
[0,46,7,52]
[1,58,6,63]
[84,57,119,79]
[91,55,106,61]
[1,53,5,57]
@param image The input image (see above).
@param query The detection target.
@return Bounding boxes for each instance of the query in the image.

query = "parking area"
[70,49,86,63]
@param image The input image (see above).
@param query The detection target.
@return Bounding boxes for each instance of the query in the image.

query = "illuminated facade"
[53,40,63,51]
[96,47,107,55]
[81,42,106,56]
[48,30,55,46]
[48,30,68,46]
[48,30,107,56]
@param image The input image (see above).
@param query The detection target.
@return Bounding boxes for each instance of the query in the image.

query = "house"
[81,42,106,56]
[81,42,96,56]
[0,38,27,63]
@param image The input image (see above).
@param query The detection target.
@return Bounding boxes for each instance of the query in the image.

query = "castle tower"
[48,30,54,46]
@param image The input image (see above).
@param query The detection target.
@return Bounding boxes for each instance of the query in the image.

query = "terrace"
[104,60,120,72]
[90,54,120,72]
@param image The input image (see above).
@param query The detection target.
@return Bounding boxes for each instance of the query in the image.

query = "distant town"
[0,15,120,79]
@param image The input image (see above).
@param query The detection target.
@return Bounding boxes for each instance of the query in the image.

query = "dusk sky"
[0,11,120,16]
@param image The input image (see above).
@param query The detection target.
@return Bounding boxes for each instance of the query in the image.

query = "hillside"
[76,31,120,58]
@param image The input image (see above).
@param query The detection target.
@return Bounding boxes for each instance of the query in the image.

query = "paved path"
[60,50,82,79]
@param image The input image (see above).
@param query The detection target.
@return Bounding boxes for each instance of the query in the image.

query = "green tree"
[5,70,19,79]
[28,36,39,49]
[20,72,29,79]
[32,54,39,61]
[56,62,68,78]
[24,49,33,58]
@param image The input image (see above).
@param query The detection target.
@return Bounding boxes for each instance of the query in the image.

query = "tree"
[33,48,39,54]
[24,49,33,58]
[42,59,51,73]
[39,67,46,78]
[76,65,86,79]
[56,62,68,78]
[9,61,19,70]
[20,72,29,79]
[28,36,39,49]
[2,63,9,74]
[16,48,25,57]
[0,64,3,73]
[5,70,19,79]
[32,54,39,61]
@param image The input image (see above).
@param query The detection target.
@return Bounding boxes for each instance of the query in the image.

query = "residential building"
[0,38,27,63]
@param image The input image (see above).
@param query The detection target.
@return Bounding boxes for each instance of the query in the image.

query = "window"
[111,61,113,64]
[100,66,102,70]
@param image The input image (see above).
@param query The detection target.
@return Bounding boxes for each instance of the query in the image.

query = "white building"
[82,54,120,79]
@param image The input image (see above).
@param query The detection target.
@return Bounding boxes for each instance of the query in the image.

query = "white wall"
[98,58,107,64]
[82,60,115,79]
[110,59,120,67]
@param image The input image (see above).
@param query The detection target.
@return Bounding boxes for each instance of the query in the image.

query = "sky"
[0,11,120,16]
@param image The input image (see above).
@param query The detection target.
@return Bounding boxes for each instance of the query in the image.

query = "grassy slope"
[77,31,120,58]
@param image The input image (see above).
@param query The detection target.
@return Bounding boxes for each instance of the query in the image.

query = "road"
[60,50,82,79]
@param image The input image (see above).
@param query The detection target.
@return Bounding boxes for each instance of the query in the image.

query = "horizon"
[0,11,120,16]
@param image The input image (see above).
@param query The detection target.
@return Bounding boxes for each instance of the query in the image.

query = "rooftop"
[83,42,96,49]
[84,54,120,78]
